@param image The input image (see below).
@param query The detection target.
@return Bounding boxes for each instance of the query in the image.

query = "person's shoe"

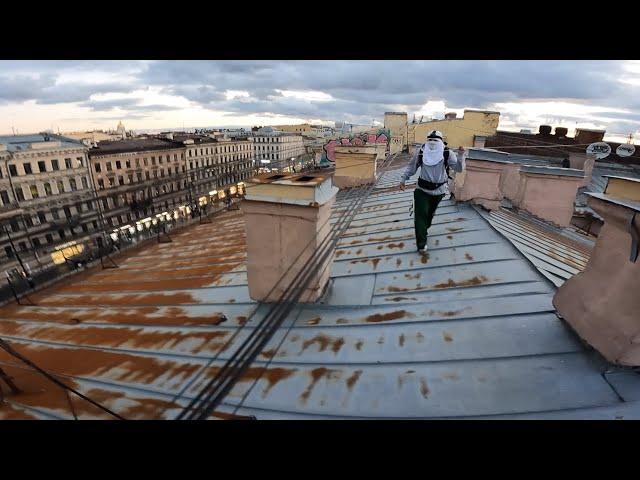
[418,246,428,255]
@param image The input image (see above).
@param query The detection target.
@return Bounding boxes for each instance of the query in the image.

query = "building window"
[45,234,53,244]
[37,211,48,223]
[81,224,88,233]
[69,178,77,191]
[128,174,133,184]
[9,164,17,176]
[95,163,102,173]
[86,201,93,210]
[43,182,52,195]
[52,159,59,171]
[57,180,65,193]
[24,216,34,227]
[4,246,13,258]
[30,185,39,199]
[151,157,156,166]
[18,242,27,251]
[51,209,60,220]
[98,179,105,189]
[58,229,66,240]
[145,172,150,180]
[118,176,125,186]
[23,163,33,175]
[106,162,112,171]
[0,190,10,205]
[126,160,131,168]
[108,177,115,187]
[77,157,84,167]
[116,160,121,169]
[65,158,72,169]
[82,177,88,189]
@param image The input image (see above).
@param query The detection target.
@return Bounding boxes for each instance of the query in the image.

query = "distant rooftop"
[89,137,183,156]
[0,133,84,152]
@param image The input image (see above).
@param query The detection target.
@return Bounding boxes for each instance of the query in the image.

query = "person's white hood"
[422,137,445,166]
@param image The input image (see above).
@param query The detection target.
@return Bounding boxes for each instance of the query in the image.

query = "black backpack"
[418,146,451,179]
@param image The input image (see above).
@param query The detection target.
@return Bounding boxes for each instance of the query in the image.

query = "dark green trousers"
[413,189,445,250]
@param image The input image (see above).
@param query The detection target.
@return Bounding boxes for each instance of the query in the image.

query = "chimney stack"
[539,125,552,136]
[333,145,379,189]
[241,173,339,303]
[554,176,640,365]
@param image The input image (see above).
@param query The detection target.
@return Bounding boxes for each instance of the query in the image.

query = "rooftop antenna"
[628,133,634,144]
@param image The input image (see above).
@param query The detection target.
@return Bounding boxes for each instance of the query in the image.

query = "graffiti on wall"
[321,129,390,163]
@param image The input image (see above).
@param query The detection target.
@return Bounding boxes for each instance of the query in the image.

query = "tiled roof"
[1,167,640,419]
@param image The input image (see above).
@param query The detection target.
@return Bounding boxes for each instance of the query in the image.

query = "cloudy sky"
[1,60,639,143]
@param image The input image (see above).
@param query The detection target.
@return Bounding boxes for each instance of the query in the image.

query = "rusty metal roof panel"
[2,169,639,420]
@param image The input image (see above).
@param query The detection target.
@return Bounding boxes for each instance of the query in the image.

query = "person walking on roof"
[399,130,465,255]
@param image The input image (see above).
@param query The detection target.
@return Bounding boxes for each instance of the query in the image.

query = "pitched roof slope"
[1,169,640,419]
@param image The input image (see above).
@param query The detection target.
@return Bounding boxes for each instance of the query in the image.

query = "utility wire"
[0,338,125,420]
[177,153,396,420]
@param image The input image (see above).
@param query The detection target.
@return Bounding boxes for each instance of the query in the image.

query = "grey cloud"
[1,60,639,131]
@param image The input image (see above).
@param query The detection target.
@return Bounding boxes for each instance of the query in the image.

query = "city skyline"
[1,60,640,143]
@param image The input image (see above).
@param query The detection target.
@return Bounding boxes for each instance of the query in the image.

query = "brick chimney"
[512,165,585,227]
[241,173,339,303]
[553,176,640,365]
[454,156,511,211]
[333,145,378,189]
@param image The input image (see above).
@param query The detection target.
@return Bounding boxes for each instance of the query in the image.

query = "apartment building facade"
[88,138,190,231]
[0,133,99,271]
[253,128,305,170]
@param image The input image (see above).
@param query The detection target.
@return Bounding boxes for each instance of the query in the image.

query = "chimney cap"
[244,173,338,206]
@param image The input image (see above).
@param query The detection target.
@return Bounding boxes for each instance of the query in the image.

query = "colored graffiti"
[321,128,391,163]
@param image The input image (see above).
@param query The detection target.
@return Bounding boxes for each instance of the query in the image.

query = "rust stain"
[447,227,463,232]
[387,286,409,292]
[447,235,453,240]
[299,334,345,355]
[387,296,417,302]
[442,372,460,381]
[404,273,421,280]
[387,242,405,249]
[432,276,488,289]
[336,318,348,324]
[0,321,231,355]
[239,367,297,398]
[299,367,341,404]
[355,340,364,350]
[355,249,363,255]
[345,370,363,390]
[465,253,474,261]
[443,332,454,342]
[434,239,440,246]
[237,316,248,326]
[371,258,381,269]
[396,258,402,267]
[419,378,430,398]
[305,317,321,326]
[399,334,405,347]
[416,332,425,343]
[365,310,415,323]
[420,253,430,264]
[377,336,384,345]
[259,349,278,359]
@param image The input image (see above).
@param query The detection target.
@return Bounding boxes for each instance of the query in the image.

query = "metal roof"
[0,134,83,152]
[1,167,640,419]
[483,207,592,287]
